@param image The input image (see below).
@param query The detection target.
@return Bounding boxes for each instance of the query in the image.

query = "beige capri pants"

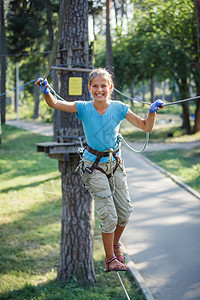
[83,158,133,233]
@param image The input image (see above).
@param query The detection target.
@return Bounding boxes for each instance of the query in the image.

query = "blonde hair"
[89,68,114,94]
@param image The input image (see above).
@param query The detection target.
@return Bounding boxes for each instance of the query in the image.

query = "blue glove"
[39,78,50,95]
[149,99,164,113]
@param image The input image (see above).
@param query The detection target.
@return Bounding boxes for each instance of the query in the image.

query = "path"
[6,119,53,136]
[122,147,200,300]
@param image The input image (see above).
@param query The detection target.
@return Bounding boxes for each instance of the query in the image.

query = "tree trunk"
[113,0,118,26]
[56,0,96,284]
[194,0,200,132]
[179,78,191,134]
[106,0,114,73]
[130,81,134,107]
[142,84,146,107]
[58,157,95,285]
[44,0,60,140]
[150,76,155,103]
[0,0,6,124]
[162,80,166,101]
[33,72,40,119]
[194,81,200,133]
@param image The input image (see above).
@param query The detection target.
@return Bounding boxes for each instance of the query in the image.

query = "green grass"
[144,147,200,193]
[0,125,145,300]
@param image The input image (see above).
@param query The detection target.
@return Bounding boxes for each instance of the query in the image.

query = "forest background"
[0,0,200,136]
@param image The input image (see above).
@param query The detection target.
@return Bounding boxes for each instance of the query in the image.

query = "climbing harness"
[76,143,122,199]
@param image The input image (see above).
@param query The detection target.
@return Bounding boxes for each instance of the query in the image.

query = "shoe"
[104,256,129,273]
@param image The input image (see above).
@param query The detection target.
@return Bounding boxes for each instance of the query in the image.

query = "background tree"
[193,0,200,133]
[6,0,59,118]
[0,0,6,125]
[106,0,114,73]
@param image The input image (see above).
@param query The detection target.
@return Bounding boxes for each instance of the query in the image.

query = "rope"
[114,87,151,105]
[118,133,150,153]
[116,272,131,300]
[163,95,200,106]
[114,87,200,107]
[0,71,55,98]
[42,0,71,83]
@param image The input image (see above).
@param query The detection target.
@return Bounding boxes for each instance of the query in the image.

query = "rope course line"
[0,71,55,98]
[116,272,131,300]
[0,50,52,57]
[114,87,200,107]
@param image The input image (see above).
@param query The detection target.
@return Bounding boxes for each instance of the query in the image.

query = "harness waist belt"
[85,145,121,179]
[86,145,119,158]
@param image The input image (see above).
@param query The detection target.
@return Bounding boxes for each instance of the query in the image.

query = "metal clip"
[78,147,85,154]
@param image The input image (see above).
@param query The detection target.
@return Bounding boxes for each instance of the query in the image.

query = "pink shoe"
[104,256,129,273]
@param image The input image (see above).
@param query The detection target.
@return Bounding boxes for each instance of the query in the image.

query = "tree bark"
[194,0,200,132]
[58,157,95,284]
[56,0,96,284]
[150,76,155,103]
[33,72,40,119]
[194,81,200,133]
[106,0,114,73]
[130,81,134,107]
[0,0,6,124]
[179,78,191,134]
[44,0,60,139]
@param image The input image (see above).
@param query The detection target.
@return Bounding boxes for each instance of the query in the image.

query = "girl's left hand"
[35,78,50,95]
[149,99,164,113]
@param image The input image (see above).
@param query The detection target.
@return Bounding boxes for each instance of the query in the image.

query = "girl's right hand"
[35,78,50,95]
[149,99,164,113]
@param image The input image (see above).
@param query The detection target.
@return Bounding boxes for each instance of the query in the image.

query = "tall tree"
[56,0,96,284]
[0,0,6,124]
[194,0,200,133]
[106,0,114,73]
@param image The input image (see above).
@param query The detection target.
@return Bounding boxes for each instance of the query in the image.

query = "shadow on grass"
[0,175,60,194]
[0,268,145,300]
[0,278,96,300]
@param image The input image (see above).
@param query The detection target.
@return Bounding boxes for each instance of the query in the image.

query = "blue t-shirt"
[75,100,129,163]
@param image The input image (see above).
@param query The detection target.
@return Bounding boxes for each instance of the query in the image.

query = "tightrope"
[114,87,200,106]
[117,272,131,300]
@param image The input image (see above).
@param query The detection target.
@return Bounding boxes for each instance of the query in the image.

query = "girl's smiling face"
[88,76,113,102]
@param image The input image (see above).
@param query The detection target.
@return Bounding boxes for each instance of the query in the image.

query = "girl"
[35,68,163,272]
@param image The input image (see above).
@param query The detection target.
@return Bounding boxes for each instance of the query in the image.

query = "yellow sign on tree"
[69,77,82,95]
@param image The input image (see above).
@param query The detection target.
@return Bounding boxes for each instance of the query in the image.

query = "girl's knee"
[101,217,118,233]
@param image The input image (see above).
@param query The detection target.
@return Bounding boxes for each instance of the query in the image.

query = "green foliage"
[6,0,60,104]
[6,0,45,56]
[112,0,197,93]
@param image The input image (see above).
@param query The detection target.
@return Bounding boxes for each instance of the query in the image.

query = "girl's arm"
[35,78,77,113]
[125,99,164,132]
[125,109,156,132]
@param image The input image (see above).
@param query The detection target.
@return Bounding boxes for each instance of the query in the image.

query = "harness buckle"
[109,148,114,162]
[85,167,93,174]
